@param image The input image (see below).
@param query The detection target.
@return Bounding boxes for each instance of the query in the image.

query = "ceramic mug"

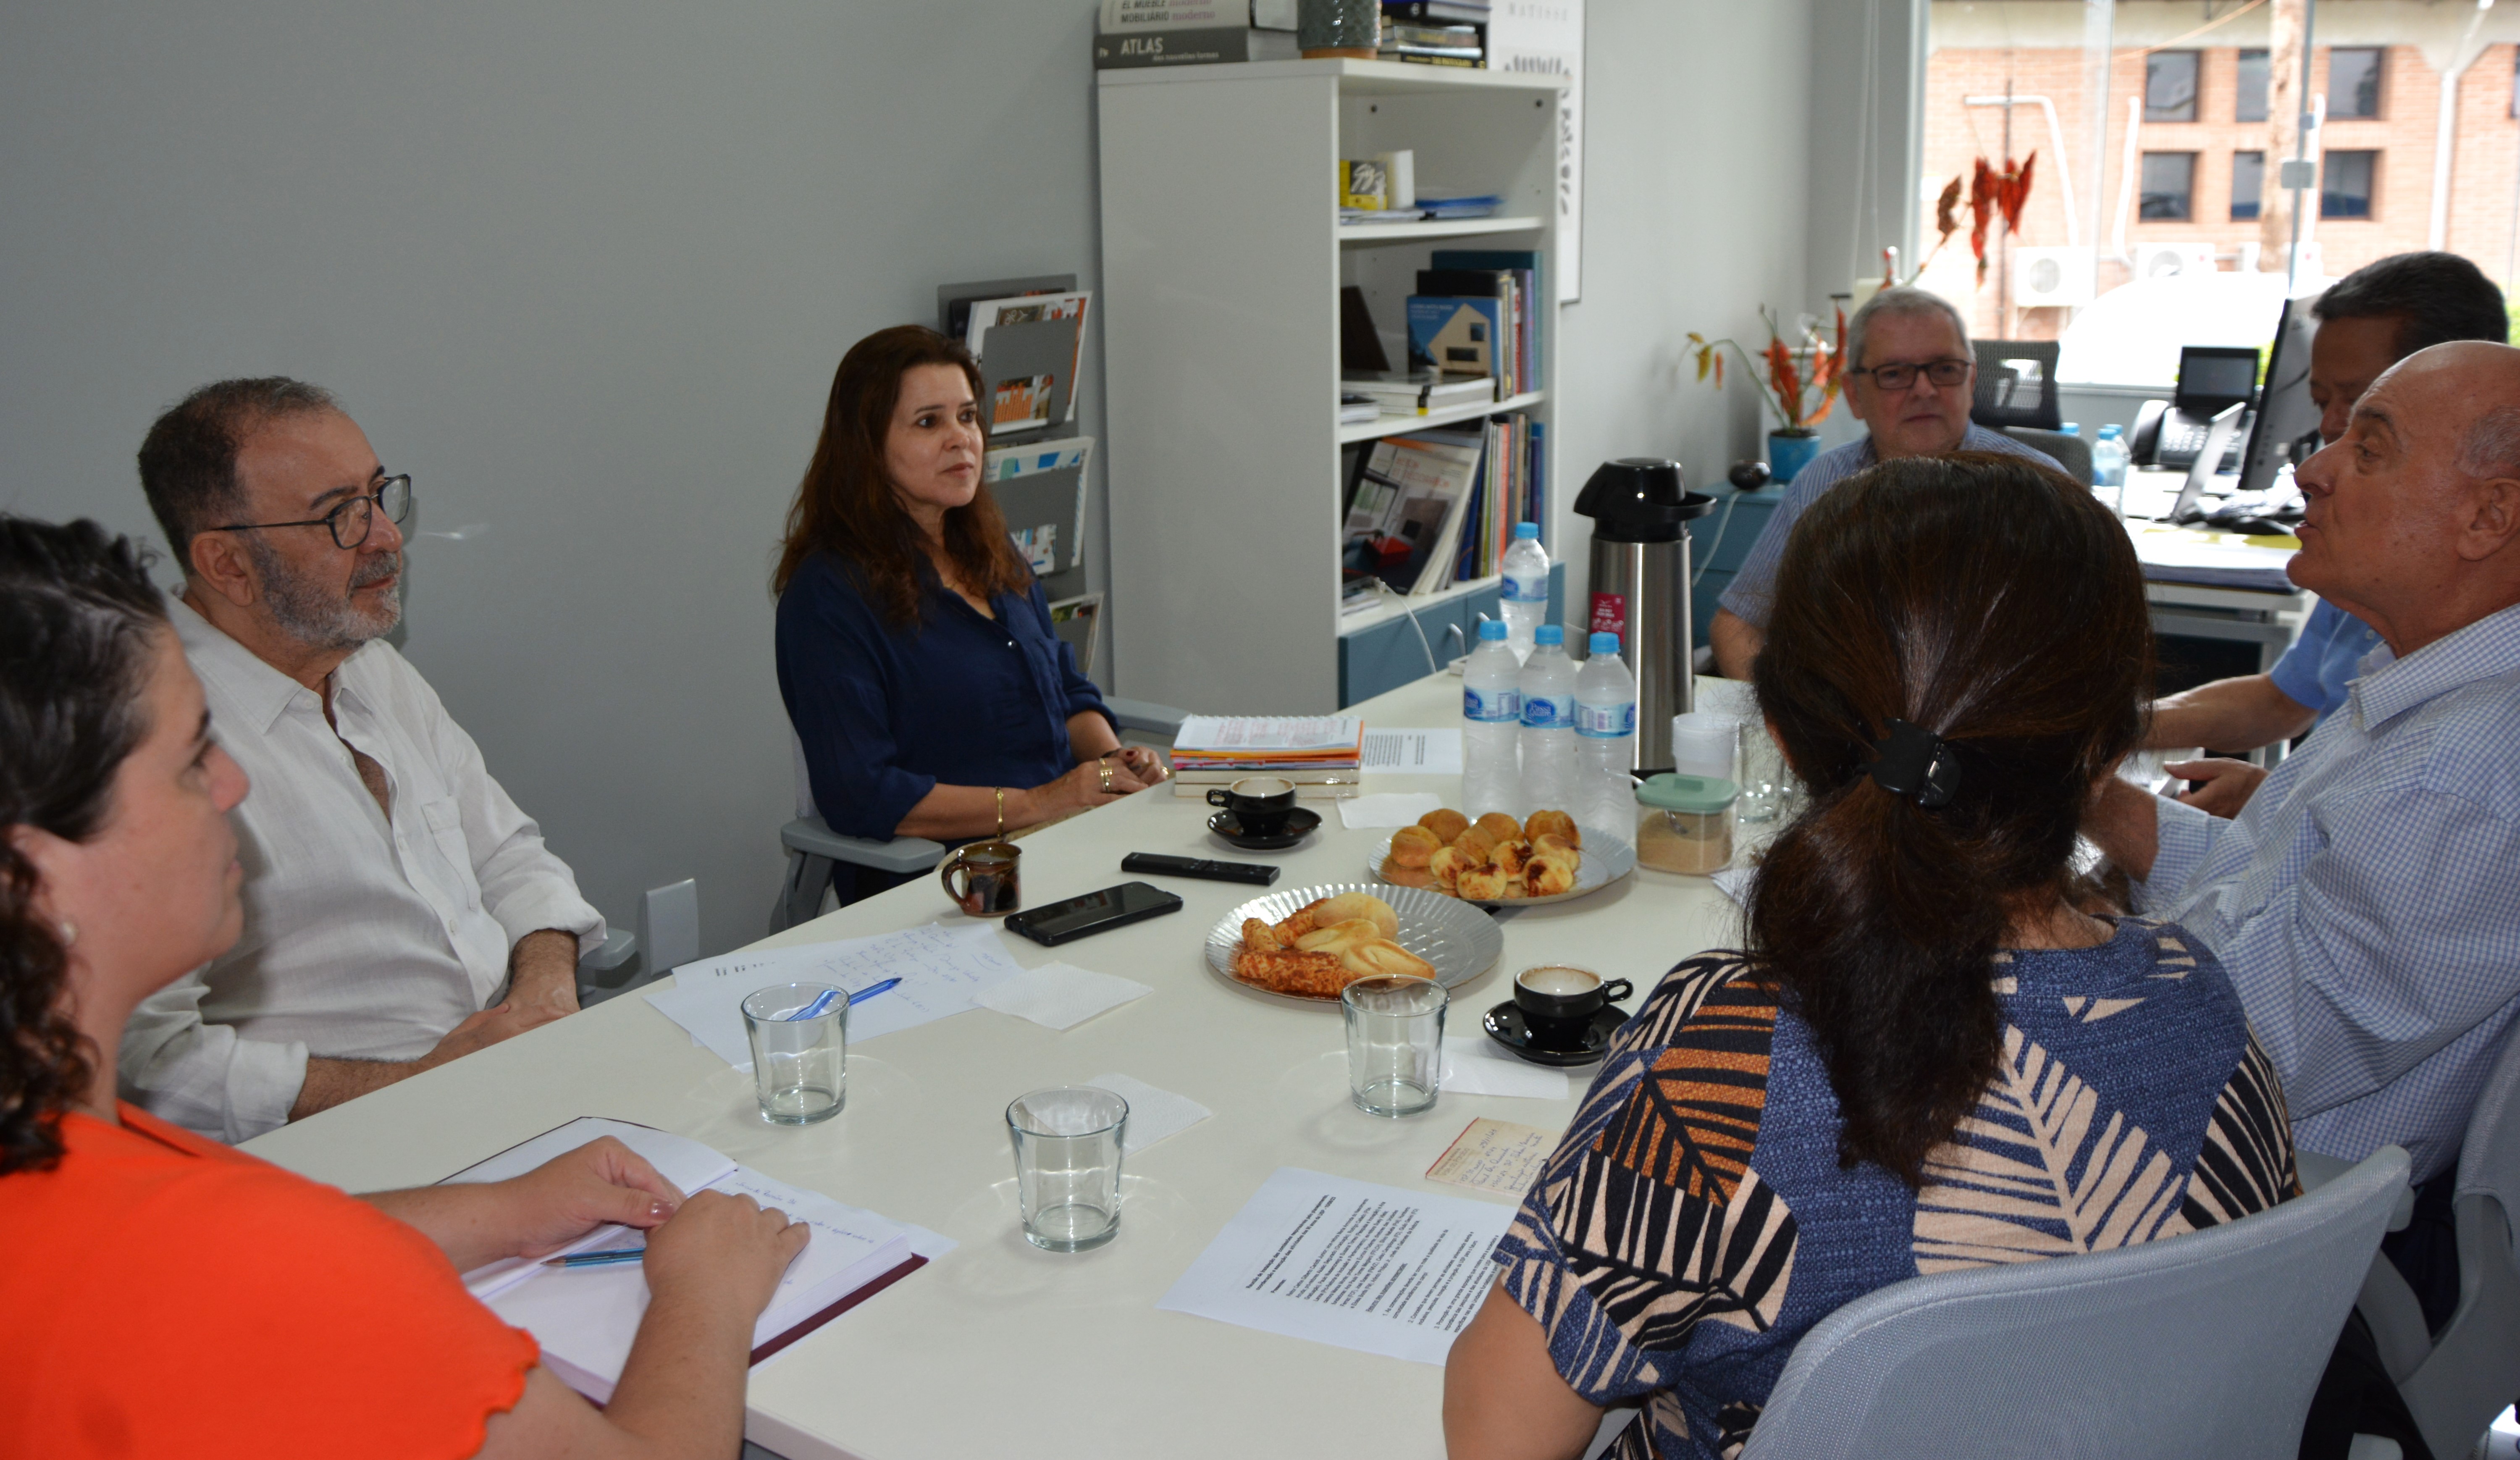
[1205,776,1297,837]
[940,839,1022,916]
[1512,966,1634,1047]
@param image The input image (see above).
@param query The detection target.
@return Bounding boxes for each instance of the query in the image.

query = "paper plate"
[1204,882,1504,1006]
[1367,823,1637,908]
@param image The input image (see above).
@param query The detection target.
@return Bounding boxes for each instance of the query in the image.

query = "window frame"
[2230,150,2266,221]
[2327,46,2385,121]
[2236,48,2271,123]
[2139,150,2199,221]
[2145,49,2203,123]
[2320,148,2380,219]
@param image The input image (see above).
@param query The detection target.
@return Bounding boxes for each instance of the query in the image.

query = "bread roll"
[1235,949,1352,998]
[1428,846,1472,895]
[1455,865,1509,901]
[1533,832,1579,861]
[1452,825,1499,861]
[1525,853,1578,896]
[1489,838,1533,877]
[1475,811,1524,843]
[1242,917,1285,953]
[1381,864,1435,889]
[1387,825,1441,869]
[1296,917,1382,954]
[1312,891,1400,937]
[1525,809,1580,845]
[1418,808,1470,843]
[1341,939,1436,980]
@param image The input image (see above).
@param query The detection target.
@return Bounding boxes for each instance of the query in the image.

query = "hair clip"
[1869,719,1961,808]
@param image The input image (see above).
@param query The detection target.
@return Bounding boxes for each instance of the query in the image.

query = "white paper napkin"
[1087,1072,1213,1154]
[1440,1037,1573,1099]
[1338,793,1445,830]
[976,962,1153,1031]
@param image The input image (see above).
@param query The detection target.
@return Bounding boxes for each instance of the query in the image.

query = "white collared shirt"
[119,600,603,1142]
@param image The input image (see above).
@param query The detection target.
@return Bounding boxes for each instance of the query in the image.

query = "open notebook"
[443,1117,922,1403]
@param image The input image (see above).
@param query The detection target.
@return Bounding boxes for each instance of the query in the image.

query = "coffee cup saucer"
[1208,807,1320,851]
[1482,1001,1628,1067]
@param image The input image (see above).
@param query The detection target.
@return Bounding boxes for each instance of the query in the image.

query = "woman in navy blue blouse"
[773,326,1165,889]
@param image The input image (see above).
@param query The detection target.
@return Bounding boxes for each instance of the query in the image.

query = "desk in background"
[242,669,1738,1460]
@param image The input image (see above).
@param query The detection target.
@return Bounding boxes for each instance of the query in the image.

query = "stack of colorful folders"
[1169,716,1366,797]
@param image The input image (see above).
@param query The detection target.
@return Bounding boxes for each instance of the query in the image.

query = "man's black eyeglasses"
[1849,359,1973,391]
[210,475,412,550]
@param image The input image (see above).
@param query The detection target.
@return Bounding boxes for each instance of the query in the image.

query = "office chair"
[2305,1032,2520,1460]
[772,698,1189,933]
[575,877,701,1005]
[1738,1146,2412,1460]
[2006,425,2095,486]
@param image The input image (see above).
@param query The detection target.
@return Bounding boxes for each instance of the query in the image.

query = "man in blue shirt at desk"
[2087,340,2520,1331]
[2147,252,2508,817]
[1707,285,2060,679]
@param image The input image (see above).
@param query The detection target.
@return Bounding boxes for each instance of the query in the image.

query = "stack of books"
[1341,370,1497,418]
[1406,254,1532,398]
[1094,0,1299,68]
[1452,411,1545,585]
[1170,716,1367,794]
[1380,0,1487,64]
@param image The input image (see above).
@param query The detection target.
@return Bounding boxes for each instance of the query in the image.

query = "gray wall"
[1,0,1821,958]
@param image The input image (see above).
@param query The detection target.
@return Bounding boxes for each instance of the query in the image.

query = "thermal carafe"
[1573,458,1713,772]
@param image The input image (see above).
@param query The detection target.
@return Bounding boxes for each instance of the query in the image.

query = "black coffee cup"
[1207,775,1297,837]
[1512,966,1634,1047]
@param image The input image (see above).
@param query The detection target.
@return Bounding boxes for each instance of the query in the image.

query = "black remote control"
[1120,853,1280,885]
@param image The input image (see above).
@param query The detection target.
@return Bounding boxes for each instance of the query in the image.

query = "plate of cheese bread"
[1368,806,1636,907]
[1205,885,1503,1004]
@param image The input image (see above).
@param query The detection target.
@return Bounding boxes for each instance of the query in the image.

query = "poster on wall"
[1487,0,1583,302]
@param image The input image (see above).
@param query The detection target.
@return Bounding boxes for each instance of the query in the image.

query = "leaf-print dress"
[1492,918,2297,1460]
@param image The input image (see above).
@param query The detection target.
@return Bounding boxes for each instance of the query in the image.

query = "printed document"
[1360,727,1463,774]
[644,922,1024,1068]
[1156,1167,1513,1365]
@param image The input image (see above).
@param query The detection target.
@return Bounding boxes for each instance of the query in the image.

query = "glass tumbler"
[740,982,847,1124]
[1005,1086,1130,1253]
[1343,974,1448,1116]
[1737,722,1788,825]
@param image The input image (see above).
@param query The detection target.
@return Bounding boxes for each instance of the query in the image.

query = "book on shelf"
[1337,158,1391,211]
[451,1119,926,1405]
[1093,26,1299,66]
[1383,0,1491,21]
[1448,410,1544,584]
[1406,294,1513,397]
[1380,18,1485,63]
[1344,429,1481,596]
[1342,369,1496,415]
[1340,392,1380,425]
[1430,249,1543,386]
[1100,0,1297,30]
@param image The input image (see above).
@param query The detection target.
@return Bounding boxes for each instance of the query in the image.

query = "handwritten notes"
[1425,1118,1557,1197]
[643,922,1024,1068]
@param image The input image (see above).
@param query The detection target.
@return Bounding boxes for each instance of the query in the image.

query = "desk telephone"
[2132,344,2263,471]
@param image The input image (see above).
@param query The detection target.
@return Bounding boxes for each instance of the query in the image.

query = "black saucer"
[1483,1001,1628,1066]
[1208,806,1320,851]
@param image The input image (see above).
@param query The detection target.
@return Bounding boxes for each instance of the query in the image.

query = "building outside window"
[2231,150,2265,221]
[2140,152,2197,220]
[2236,49,2270,122]
[2321,149,2378,218]
[2328,47,2384,119]
[2146,50,2201,121]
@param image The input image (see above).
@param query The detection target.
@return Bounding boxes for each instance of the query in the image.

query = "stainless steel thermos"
[1572,458,1714,773]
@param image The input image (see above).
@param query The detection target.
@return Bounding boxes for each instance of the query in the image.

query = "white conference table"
[241,670,1740,1460]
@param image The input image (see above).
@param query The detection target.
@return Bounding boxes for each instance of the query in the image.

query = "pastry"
[1381,864,1435,889]
[1455,865,1509,901]
[1525,852,1578,896]
[1525,809,1580,845]
[1341,939,1436,980]
[1242,916,1284,953]
[1489,838,1533,877]
[1234,949,1352,998]
[1474,811,1524,843]
[1312,891,1399,937]
[1533,832,1578,860]
[1427,845,1472,895]
[1418,808,1470,843]
[1296,916,1382,954]
[1388,825,1441,868]
[1452,825,1499,861]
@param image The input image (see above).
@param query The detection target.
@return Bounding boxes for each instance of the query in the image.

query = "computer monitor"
[2235,291,2326,499]
[2167,402,2250,522]
[2175,345,2262,415]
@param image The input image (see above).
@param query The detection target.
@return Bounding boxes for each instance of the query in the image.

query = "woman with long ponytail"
[1445,455,2297,1460]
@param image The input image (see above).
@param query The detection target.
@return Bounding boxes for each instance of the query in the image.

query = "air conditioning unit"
[2135,242,2220,280]
[2013,246,2097,307]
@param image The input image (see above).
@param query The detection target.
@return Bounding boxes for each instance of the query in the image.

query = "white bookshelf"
[1097,58,1564,712]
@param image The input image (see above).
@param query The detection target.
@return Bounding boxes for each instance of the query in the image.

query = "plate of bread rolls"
[1205,884,1503,1004]
[1370,807,1637,907]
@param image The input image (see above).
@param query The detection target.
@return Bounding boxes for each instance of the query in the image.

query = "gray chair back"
[1740,1146,2410,1460]
[2392,1028,2520,1460]
[2006,425,2095,486]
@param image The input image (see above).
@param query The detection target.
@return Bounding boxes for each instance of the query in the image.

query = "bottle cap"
[1535,624,1564,646]
[1514,522,1540,540]
[2099,424,2122,438]
[1477,618,1507,641]
[1589,632,1620,655]
[2061,422,2081,436]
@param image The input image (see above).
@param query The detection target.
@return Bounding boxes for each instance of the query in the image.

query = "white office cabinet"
[1097,59,1565,712]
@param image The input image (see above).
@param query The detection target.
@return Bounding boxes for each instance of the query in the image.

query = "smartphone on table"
[1003,881,1185,947]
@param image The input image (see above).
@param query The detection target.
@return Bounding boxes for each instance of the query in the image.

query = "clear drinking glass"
[740,982,847,1124]
[1005,1086,1130,1252]
[1343,974,1448,1116]
[1737,722,1788,824]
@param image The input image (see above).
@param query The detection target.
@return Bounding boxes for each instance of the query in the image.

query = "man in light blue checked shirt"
[2088,340,2520,1327]
[1708,286,2059,679]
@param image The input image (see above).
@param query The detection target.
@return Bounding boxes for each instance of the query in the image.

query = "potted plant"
[1686,305,1846,484]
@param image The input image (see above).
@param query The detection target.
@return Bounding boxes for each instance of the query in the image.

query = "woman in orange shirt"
[0,515,806,1459]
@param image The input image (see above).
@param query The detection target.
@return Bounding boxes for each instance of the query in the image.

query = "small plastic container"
[1635,773,1739,875]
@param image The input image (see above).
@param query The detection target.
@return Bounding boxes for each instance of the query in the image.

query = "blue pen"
[543,1247,646,1268]
[847,977,901,1007]
[788,979,898,1021]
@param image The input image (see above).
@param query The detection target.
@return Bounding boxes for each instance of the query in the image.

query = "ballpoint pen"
[790,978,900,1020]
[542,1247,647,1268]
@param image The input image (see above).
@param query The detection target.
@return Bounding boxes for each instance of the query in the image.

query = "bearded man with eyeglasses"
[117,377,603,1142]
[1707,285,2062,680]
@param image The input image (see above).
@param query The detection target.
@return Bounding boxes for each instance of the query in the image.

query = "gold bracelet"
[994,786,1005,839]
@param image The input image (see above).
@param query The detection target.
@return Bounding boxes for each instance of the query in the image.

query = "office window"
[2322,150,2378,218]
[2329,47,2384,119]
[2147,50,2201,121]
[2231,150,2265,221]
[2140,152,2197,220]
[2236,49,2270,121]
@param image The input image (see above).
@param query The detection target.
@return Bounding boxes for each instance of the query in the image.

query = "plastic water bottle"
[2092,424,2130,492]
[1518,624,1578,817]
[1461,619,1524,819]
[1575,632,1638,833]
[1500,522,1549,665]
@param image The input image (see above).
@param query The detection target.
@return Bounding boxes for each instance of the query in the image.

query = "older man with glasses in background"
[1707,285,2061,680]
[117,377,604,1143]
